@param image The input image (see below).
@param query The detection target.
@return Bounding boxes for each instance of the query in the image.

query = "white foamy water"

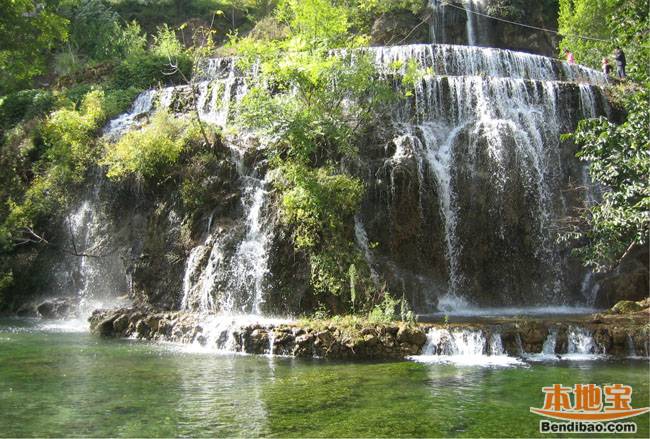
[420,306,599,318]
[410,327,523,366]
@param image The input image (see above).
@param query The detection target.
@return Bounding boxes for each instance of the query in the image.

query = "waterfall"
[626,334,637,358]
[354,217,380,285]
[64,195,128,317]
[103,89,155,140]
[464,0,488,46]
[220,175,271,314]
[99,42,612,317]
[413,327,521,365]
[566,326,603,356]
[391,75,574,306]
[428,0,445,44]
[180,178,271,315]
[542,328,558,355]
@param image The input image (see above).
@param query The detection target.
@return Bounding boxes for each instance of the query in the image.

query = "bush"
[113,53,192,90]
[102,111,200,182]
[0,90,55,131]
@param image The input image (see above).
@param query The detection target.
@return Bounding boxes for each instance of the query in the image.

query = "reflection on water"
[0,319,648,437]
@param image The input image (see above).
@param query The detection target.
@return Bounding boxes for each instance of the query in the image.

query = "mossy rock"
[611,300,643,314]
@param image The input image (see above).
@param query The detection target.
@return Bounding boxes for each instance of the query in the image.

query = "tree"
[558,0,649,84]
[560,91,649,272]
[228,0,396,309]
[558,0,649,271]
[0,0,69,93]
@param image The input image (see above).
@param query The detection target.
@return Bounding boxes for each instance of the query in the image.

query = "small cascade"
[579,272,600,307]
[542,328,558,355]
[566,326,603,357]
[464,0,489,47]
[626,334,637,358]
[523,327,561,362]
[428,1,490,47]
[180,244,214,312]
[413,327,521,365]
[489,332,505,355]
[515,333,525,356]
[103,90,155,140]
[354,217,380,285]
[64,195,128,318]
[267,330,276,356]
[180,315,288,354]
[198,316,242,351]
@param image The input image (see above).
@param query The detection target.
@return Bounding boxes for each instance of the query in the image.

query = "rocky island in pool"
[0,0,648,438]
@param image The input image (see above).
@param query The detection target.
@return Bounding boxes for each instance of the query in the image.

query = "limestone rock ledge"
[89,307,650,360]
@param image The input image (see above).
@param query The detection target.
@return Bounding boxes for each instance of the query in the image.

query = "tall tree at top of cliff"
[558,0,649,84]
[558,0,649,272]
[0,0,69,94]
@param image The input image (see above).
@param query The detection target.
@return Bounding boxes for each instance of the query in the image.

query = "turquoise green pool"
[1,318,648,437]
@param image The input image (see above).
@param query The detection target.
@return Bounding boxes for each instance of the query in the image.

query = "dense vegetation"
[558,0,649,271]
[0,0,426,315]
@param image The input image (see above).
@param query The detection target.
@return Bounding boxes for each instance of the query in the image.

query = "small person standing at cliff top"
[602,58,612,76]
[614,47,626,78]
[564,49,575,64]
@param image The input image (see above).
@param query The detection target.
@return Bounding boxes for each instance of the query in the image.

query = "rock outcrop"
[89,307,650,360]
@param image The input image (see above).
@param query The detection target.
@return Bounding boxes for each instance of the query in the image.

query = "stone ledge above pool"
[89,307,650,360]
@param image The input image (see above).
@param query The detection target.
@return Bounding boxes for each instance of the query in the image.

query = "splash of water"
[413,327,522,366]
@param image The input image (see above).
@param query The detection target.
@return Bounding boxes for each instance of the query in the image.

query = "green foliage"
[0,90,55,132]
[368,294,399,323]
[102,111,200,182]
[112,25,192,89]
[558,0,649,84]
[230,0,396,310]
[0,0,69,93]
[63,0,126,61]
[279,165,366,297]
[279,165,363,249]
[561,90,649,271]
[277,0,350,47]
[3,87,137,235]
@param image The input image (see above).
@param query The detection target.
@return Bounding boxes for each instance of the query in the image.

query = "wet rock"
[88,308,650,360]
[611,300,644,314]
[113,315,129,334]
[36,298,75,319]
[371,9,429,46]
[135,319,150,338]
[396,325,427,346]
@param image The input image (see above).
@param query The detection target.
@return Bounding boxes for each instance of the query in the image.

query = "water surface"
[1,318,648,437]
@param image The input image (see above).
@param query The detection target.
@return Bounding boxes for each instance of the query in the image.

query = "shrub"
[113,53,192,90]
[0,90,55,131]
[102,111,200,182]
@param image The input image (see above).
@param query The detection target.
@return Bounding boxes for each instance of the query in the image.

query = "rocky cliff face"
[371,1,560,57]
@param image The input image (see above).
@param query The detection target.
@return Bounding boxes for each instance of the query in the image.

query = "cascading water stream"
[64,189,129,319]
[413,327,522,365]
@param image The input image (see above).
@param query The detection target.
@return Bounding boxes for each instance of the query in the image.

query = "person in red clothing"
[564,49,575,64]
[601,58,612,75]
